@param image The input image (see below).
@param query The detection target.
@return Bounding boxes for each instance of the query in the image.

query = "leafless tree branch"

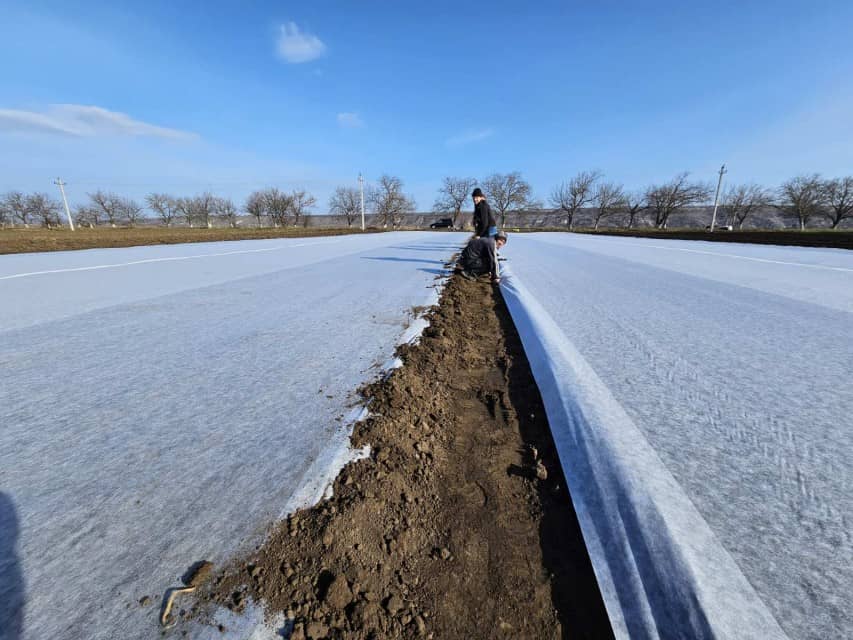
[822,176,853,229]
[482,172,535,227]
[550,170,601,229]
[778,174,825,231]
[722,184,774,229]
[645,173,711,229]
[329,186,361,228]
[592,182,626,230]
[368,175,416,229]
[146,193,180,227]
[434,176,476,228]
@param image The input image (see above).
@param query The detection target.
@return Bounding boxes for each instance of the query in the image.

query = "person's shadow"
[0,492,24,640]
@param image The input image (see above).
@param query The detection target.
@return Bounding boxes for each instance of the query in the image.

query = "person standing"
[471,188,497,238]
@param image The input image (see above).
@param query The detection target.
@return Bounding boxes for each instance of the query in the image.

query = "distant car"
[429,217,454,229]
[705,225,733,231]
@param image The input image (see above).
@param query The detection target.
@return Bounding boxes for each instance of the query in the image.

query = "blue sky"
[2,0,852,211]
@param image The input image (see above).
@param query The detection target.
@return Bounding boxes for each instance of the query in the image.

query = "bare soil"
[0,227,380,255]
[185,274,612,639]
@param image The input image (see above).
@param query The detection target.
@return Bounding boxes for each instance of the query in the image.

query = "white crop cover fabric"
[499,233,852,640]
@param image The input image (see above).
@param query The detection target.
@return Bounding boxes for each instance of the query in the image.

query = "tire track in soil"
[189,274,613,639]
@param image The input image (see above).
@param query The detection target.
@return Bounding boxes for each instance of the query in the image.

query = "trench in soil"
[186,273,613,639]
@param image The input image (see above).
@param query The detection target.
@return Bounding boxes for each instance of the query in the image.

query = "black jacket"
[472,200,496,237]
[460,236,499,279]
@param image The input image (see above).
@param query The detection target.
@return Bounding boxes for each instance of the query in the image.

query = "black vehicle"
[429,217,454,229]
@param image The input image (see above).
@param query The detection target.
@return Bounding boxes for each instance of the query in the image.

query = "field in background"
[3,226,853,256]
[0,226,380,255]
[501,228,853,250]
[572,228,853,249]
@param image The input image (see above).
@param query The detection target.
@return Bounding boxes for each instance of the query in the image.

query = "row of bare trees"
[2,173,851,231]
[0,192,64,228]
[430,171,853,231]
[777,175,853,230]
[328,175,416,228]
[0,188,320,229]
[549,171,714,230]
[550,171,853,230]
[147,190,316,229]
[0,177,411,230]
[433,173,540,228]
[242,189,316,228]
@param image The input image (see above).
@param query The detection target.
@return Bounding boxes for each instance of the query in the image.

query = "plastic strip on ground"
[499,264,788,640]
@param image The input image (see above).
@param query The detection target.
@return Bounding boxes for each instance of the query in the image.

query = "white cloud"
[337,112,365,129]
[446,128,494,147]
[0,104,197,140]
[277,22,326,63]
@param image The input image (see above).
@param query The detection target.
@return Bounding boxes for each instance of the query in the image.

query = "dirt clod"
[384,594,403,615]
[193,274,612,638]
[323,574,353,610]
[306,621,330,639]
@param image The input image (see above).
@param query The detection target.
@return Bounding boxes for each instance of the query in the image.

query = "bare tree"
[778,175,825,231]
[261,188,293,227]
[26,193,62,228]
[645,173,711,229]
[246,191,266,227]
[822,176,853,229]
[592,181,625,230]
[121,198,145,227]
[146,193,179,227]
[329,186,361,227]
[622,191,648,228]
[88,190,126,227]
[174,193,215,227]
[1,191,28,227]
[368,175,416,229]
[196,193,217,227]
[0,191,22,227]
[212,196,238,227]
[290,190,316,227]
[434,176,476,228]
[74,205,101,228]
[722,184,774,229]
[550,170,600,230]
[482,172,535,227]
[173,197,192,227]
[198,192,216,228]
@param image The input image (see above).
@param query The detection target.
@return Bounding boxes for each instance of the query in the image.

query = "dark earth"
[179,273,613,639]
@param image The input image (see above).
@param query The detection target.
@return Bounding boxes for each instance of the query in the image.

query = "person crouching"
[457,232,507,284]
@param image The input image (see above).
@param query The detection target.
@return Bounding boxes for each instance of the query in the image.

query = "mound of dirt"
[191,274,612,639]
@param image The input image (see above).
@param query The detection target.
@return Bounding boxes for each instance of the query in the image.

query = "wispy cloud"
[446,128,494,147]
[0,104,197,140]
[277,22,326,63]
[337,112,365,129]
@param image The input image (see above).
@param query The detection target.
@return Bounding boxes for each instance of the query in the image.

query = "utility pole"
[709,164,727,232]
[358,173,365,231]
[54,178,75,231]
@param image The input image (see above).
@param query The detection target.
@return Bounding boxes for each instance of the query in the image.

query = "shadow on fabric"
[0,492,24,640]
